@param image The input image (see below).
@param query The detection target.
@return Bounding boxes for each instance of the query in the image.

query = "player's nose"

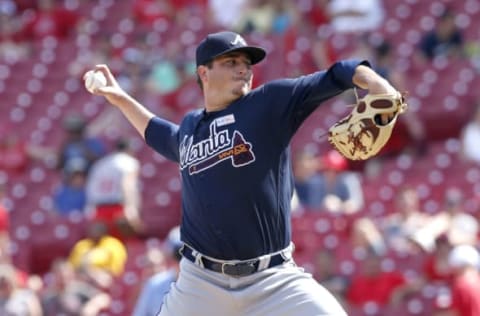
[236,62,251,74]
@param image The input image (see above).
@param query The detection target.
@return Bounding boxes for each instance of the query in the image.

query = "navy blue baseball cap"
[196,31,266,67]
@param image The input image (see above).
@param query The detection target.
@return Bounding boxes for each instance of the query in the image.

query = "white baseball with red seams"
[84,70,107,93]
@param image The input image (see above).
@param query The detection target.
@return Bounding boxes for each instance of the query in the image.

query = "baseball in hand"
[84,70,107,93]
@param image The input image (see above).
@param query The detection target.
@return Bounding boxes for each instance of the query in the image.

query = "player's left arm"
[352,64,397,95]
[352,64,402,124]
[261,60,364,136]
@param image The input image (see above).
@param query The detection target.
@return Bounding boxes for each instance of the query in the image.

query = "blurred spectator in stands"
[0,263,43,315]
[20,0,79,41]
[460,102,480,164]
[313,249,349,308]
[299,0,336,70]
[145,41,183,96]
[270,0,298,35]
[133,0,174,28]
[0,129,55,175]
[305,0,330,28]
[68,221,127,278]
[41,258,111,316]
[434,245,480,316]
[418,8,464,61]
[352,186,432,256]
[382,187,433,254]
[416,188,478,247]
[57,114,106,174]
[422,234,453,285]
[85,138,142,239]
[327,0,384,34]
[310,34,338,71]
[235,0,298,35]
[346,247,421,309]
[294,149,364,213]
[207,0,248,29]
[233,0,274,34]
[52,157,88,216]
[133,226,182,316]
[0,9,30,63]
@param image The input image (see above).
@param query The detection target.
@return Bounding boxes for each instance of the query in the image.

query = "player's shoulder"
[182,108,203,121]
[250,77,302,98]
[178,108,204,128]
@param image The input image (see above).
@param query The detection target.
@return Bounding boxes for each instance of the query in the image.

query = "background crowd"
[1,0,480,315]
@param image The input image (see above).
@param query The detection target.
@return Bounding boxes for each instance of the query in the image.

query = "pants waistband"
[179,243,293,278]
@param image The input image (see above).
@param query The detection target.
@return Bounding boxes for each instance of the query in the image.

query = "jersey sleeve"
[263,59,370,138]
[144,117,180,163]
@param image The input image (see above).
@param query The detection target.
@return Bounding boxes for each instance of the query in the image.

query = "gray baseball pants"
[158,257,347,316]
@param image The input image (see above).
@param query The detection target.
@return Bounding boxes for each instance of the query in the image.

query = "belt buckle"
[221,260,257,277]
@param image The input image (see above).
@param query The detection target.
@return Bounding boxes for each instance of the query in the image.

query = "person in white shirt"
[461,104,480,164]
[327,0,384,34]
[85,138,142,238]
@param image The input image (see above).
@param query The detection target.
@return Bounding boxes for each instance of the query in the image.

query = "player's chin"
[232,82,251,96]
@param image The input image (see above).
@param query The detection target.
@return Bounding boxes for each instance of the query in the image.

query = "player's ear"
[197,66,208,81]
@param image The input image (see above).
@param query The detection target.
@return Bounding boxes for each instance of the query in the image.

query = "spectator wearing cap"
[434,245,480,316]
[57,114,106,174]
[293,149,364,213]
[52,157,88,216]
[132,226,182,316]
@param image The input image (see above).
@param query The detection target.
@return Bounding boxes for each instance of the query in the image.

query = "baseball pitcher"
[86,31,403,316]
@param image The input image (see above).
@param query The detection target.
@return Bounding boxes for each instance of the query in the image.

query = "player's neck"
[203,92,237,113]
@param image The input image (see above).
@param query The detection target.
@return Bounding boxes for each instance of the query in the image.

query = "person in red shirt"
[423,234,453,284]
[0,130,55,175]
[133,0,174,27]
[346,248,421,309]
[435,245,480,316]
[0,133,29,174]
[21,0,78,41]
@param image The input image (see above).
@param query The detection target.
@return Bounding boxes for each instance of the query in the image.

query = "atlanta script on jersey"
[179,121,255,175]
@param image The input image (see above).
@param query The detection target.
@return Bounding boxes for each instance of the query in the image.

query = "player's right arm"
[88,64,155,138]
[87,64,180,162]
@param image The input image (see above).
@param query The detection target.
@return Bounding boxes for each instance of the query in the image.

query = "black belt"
[180,244,290,277]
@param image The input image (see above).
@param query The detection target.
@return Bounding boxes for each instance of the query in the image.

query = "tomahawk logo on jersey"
[179,120,255,175]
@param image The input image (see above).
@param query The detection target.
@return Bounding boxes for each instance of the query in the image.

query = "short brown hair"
[196,61,213,91]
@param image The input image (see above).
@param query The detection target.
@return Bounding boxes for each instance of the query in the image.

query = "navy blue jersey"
[145,60,366,260]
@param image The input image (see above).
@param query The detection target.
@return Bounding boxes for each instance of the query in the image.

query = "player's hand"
[86,64,129,107]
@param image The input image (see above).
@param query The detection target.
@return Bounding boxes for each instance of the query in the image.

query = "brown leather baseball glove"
[328,90,408,160]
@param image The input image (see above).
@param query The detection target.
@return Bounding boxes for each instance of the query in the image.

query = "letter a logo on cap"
[230,34,246,46]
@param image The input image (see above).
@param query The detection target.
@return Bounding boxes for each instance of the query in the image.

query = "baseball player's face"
[207,53,253,100]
